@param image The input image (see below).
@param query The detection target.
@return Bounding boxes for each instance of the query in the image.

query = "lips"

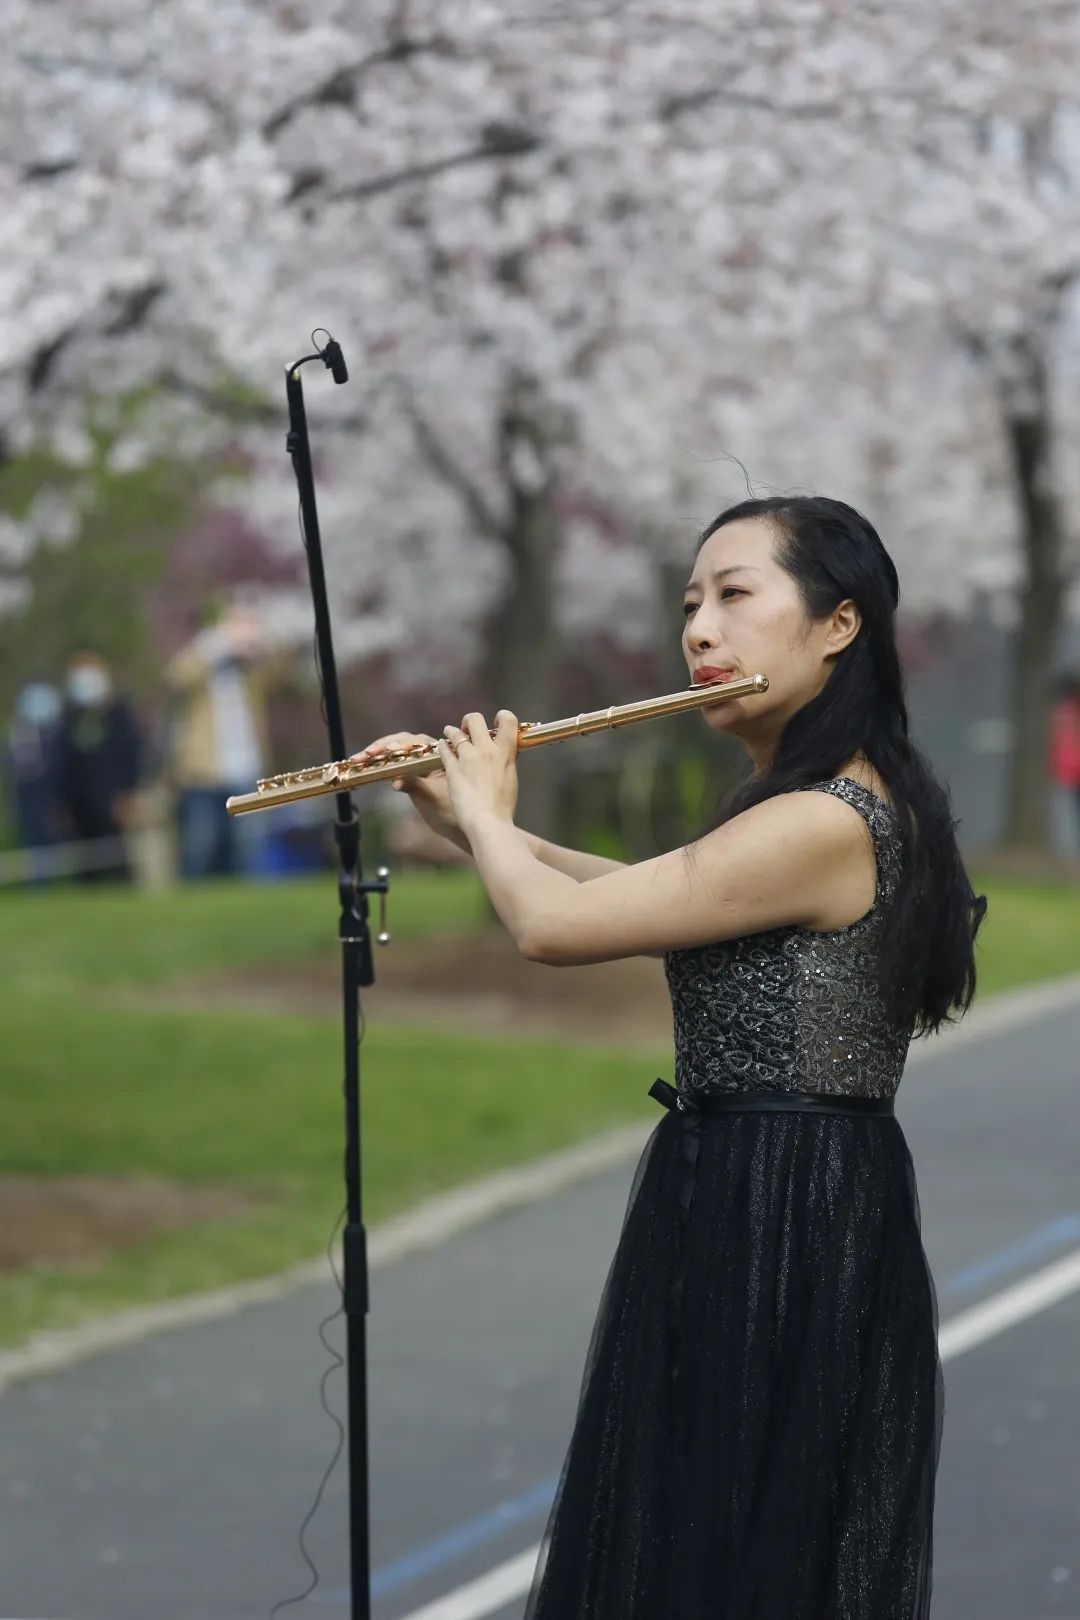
[693,667,737,685]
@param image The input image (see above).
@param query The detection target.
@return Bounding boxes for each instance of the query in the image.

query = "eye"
[682,588,744,618]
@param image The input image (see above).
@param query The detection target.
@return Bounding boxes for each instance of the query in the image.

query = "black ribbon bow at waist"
[648,1078,704,1220]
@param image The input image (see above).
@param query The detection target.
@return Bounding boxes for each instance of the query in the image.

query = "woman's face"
[680,516,860,761]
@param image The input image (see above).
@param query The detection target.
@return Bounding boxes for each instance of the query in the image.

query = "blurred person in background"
[1049,669,1080,857]
[163,600,278,880]
[1,678,64,884]
[55,652,142,884]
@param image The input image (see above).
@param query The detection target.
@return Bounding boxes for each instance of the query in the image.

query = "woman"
[353,495,987,1619]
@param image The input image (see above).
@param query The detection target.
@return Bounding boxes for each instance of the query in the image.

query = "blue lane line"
[368,1476,557,1599]
[936,1213,1080,1299]
[311,1474,559,1603]
[314,1211,1080,1607]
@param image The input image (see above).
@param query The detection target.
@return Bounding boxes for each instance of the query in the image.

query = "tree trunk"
[405,367,567,930]
[479,367,564,848]
[482,483,562,845]
[1000,338,1067,851]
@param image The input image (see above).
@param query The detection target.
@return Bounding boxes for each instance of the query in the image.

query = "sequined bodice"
[663,778,912,1102]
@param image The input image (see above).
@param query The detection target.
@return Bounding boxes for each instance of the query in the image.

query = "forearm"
[462,813,579,953]
[454,827,626,883]
[520,830,627,883]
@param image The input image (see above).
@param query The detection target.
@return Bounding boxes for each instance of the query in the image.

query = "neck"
[746,739,775,778]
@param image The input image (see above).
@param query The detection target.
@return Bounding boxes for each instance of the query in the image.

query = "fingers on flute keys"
[349,732,440,790]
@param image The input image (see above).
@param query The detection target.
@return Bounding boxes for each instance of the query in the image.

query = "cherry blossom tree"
[3,0,1080,844]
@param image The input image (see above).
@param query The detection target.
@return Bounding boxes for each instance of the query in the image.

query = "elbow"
[521,935,584,967]
[519,920,561,963]
[517,900,555,963]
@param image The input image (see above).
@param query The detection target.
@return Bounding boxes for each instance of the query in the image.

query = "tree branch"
[156,368,371,432]
[401,386,502,538]
[327,123,541,203]
[261,36,448,138]
[28,328,77,393]
[103,279,168,337]
[21,157,78,182]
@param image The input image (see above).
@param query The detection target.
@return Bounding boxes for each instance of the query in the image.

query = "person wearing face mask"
[55,652,142,883]
[1,679,65,884]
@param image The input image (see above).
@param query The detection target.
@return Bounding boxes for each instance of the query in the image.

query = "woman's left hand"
[437,710,520,833]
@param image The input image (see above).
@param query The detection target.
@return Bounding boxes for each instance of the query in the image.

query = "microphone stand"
[284,332,386,1620]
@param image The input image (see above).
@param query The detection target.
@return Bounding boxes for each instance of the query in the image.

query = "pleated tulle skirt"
[523,1087,944,1620]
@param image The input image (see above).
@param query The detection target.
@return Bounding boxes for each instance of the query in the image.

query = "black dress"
[523,777,943,1620]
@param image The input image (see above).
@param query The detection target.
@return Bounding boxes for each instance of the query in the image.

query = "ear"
[825,598,861,657]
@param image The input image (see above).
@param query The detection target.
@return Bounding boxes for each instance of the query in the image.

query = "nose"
[686,622,720,656]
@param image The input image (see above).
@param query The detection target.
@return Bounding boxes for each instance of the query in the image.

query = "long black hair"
[683,494,987,1039]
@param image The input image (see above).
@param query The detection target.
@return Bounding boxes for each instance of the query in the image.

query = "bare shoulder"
[764,784,881,931]
[691,790,877,933]
[700,787,879,936]
[724,785,874,852]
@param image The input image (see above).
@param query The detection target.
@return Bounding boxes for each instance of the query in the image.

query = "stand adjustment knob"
[375,864,391,944]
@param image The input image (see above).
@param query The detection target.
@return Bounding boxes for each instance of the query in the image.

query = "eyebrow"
[683,565,761,593]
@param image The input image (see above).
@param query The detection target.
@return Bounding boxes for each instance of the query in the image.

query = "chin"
[701,704,741,732]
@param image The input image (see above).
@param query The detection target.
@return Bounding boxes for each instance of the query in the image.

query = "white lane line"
[397,1244,1080,1620]
[938,1245,1080,1358]
[396,1548,541,1620]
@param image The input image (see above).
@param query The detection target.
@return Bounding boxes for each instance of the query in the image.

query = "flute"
[225,672,769,815]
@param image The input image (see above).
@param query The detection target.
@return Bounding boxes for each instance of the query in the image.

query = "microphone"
[321,338,348,384]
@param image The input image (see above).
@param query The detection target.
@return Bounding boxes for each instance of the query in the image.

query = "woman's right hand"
[347,732,469,851]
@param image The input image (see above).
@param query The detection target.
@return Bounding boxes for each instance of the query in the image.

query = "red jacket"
[1049,696,1080,787]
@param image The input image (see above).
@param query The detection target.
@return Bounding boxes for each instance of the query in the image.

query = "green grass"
[2,867,490,993]
[966,872,1080,998]
[0,870,665,1350]
[0,866,1076,1351]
